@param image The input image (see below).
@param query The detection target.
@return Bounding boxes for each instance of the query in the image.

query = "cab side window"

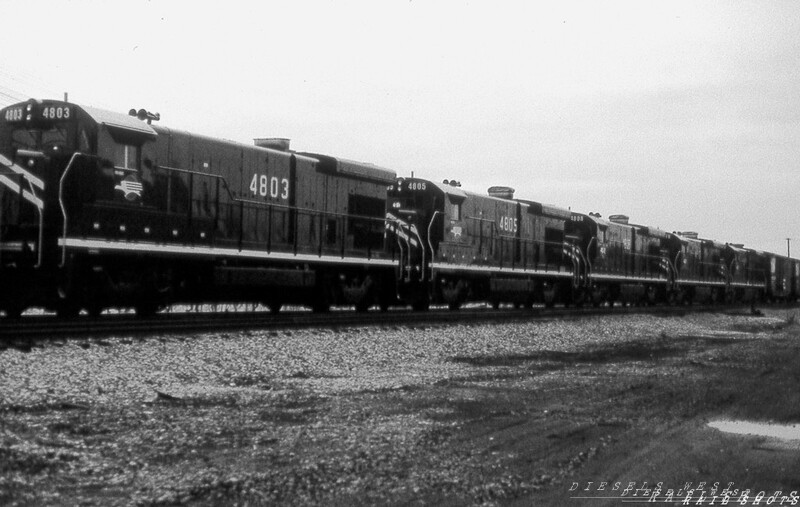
[448,195,463,221]
[451,202,461,221]
[78,128,92,153]
[113,143,139,170]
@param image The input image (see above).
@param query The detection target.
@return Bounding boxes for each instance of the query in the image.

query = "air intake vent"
[487,186,515,199]
[678,231,699,239]
[608,214,629,225]
[254,138,291,151]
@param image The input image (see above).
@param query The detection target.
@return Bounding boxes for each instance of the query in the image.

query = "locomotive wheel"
[571,288,586,308]
[412,300,430,311]
[3,304,23,319]
[669,288,687,306]
[56,301,81,319]
[135,299,160,317]
[312,300,330,313]
[646,286,657,305]
[129,268,171,317]
[411,295,430,311]
[522,295,534,309]
[56,285,82,318]
[589,287,602,307]
[311,274,333,313]
[378,289,393,312]
[311,290,331,313]
[342,275,374,313]
[440,280,464,311]
[135,287,168,316]
[543,284,558,308]
[86,303,104,318]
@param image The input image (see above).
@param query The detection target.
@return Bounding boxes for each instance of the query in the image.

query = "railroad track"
[0,303,760,341]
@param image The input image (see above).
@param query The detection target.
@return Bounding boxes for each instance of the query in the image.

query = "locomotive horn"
[133,108,161,124]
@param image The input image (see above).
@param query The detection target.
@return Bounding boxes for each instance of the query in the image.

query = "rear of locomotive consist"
[0,99,398,317]
[750,250,798,302]
[662,233,768,304]
[385,177,574,309]
[792,257,800,301]
[724,244,766,302]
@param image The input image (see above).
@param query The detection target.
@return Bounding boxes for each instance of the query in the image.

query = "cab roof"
[81,105,158,137]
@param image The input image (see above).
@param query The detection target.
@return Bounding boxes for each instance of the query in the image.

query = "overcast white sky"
[1,0,798,255]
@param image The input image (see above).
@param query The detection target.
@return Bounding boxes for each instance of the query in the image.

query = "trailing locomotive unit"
[386,178,575,310]
[0,99,396,317]
[386,177,781,309]
[568,220,764,305]
[671,233,734,303]
[719,242,767,303]
[565,213,684,306]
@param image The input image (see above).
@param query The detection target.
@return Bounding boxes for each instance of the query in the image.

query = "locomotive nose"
[396,208,419,224]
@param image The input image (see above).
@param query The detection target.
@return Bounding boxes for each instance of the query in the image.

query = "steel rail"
[0,303,768,342]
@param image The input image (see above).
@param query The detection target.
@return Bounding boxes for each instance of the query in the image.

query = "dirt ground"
[2,308,800,506]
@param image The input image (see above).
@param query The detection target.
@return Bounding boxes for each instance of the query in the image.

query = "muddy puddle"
[708,419,800,449]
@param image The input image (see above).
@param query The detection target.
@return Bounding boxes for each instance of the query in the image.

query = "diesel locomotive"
[1,97,797,318]
[0,98,397,317]
[385,176,800,310]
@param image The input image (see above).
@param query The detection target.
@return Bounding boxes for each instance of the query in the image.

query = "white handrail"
[58,153,82,267]
[424,211,442,283]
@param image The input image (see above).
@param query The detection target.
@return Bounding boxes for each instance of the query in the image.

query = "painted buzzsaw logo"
[385,212,420,247]
[0,153,45,209]
[115,175,143,201]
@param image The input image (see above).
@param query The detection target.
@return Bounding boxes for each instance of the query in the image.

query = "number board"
[2,103,73,123]
[3,106,24,122]
[249,173,290,200]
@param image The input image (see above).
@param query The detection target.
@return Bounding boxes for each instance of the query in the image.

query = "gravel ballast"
[1,309,798,505]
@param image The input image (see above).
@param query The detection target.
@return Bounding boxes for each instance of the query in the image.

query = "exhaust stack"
[254,138,291,151]
[487,186,515,199]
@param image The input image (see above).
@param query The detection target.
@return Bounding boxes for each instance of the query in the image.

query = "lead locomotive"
[0,99,397,317]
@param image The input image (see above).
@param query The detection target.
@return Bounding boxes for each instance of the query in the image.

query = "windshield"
[11,125,70,152]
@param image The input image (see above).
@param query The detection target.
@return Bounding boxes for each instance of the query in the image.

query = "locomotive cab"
[0,100,93,314]
[385,177,445,308]
[1,101,81,264]
[0,99,159,315]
